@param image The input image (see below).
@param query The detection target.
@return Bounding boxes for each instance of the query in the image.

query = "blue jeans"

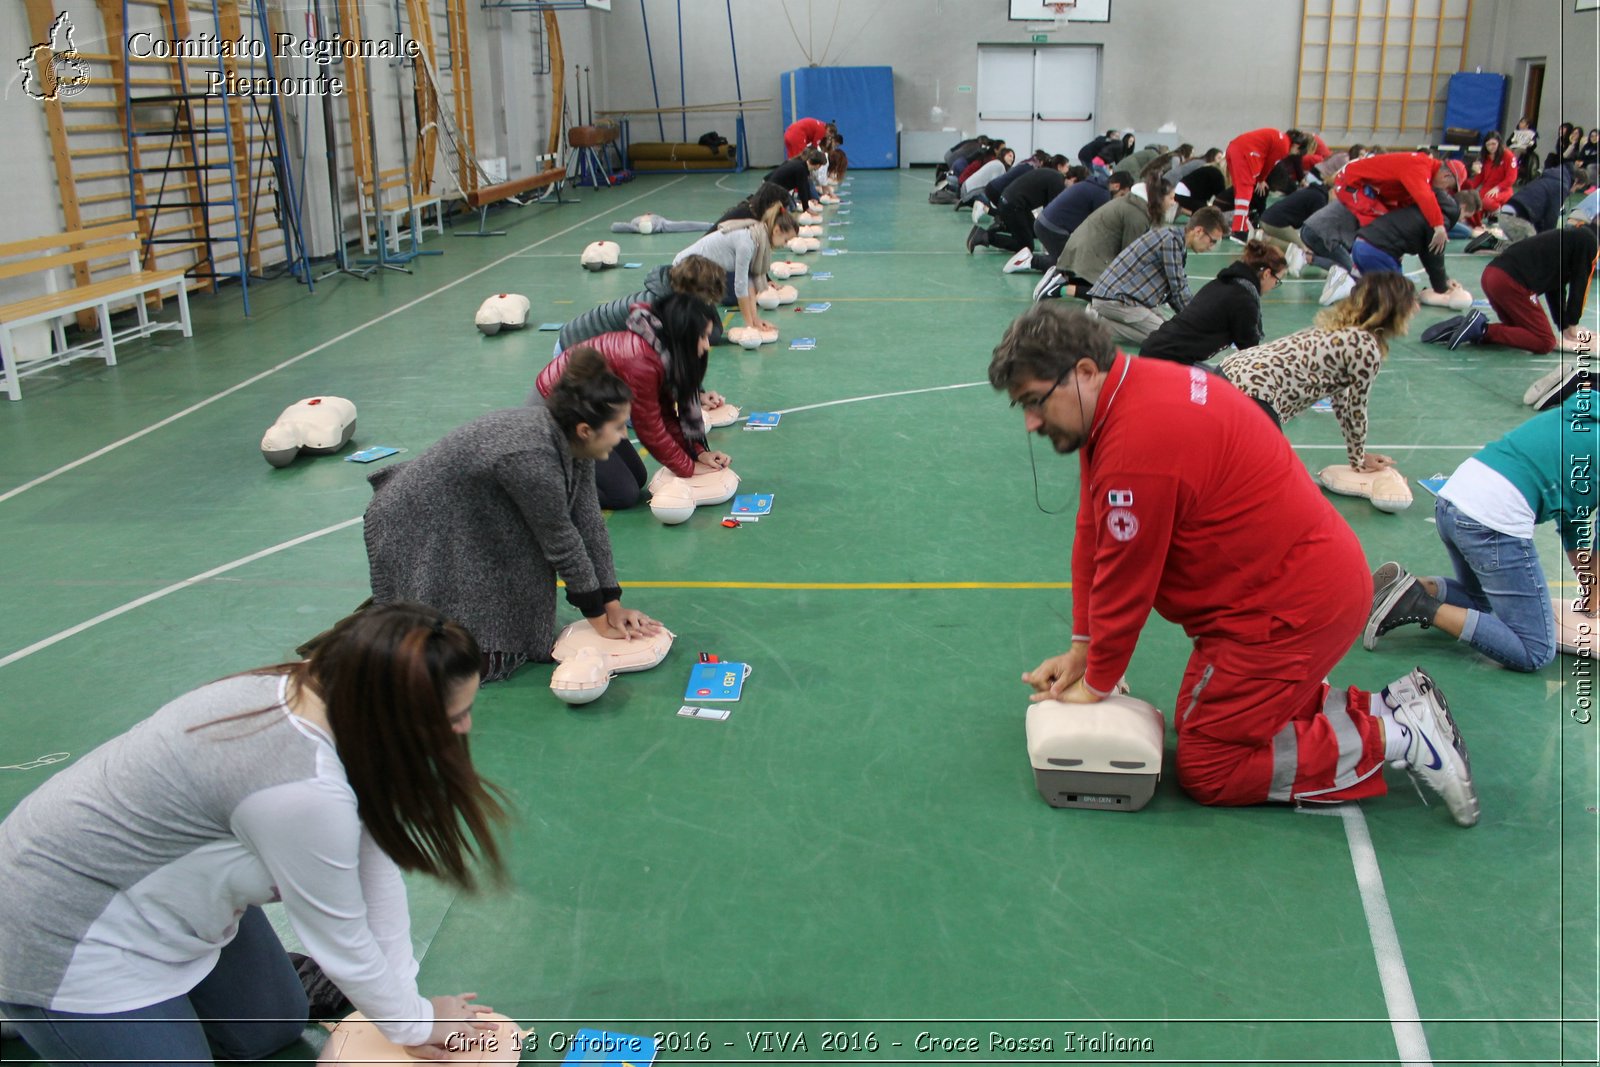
[2,907,309,1067]
[1432,496,1557,672]
[1351,237,1402,276]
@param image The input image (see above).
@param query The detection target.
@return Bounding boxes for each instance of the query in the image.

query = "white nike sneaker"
[1002,246,1036,274]
[1382,668,1479,827]
[1319,265,1355,306]
[1285,243,1308,277]
[972,201,991,226]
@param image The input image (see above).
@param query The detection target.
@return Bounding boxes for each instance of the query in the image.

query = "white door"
[976,47,1037,159]
[977,45,1099,163]
[1033,46,1098,160]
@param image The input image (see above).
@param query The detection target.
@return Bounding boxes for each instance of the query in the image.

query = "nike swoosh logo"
[1417,732,1444,771]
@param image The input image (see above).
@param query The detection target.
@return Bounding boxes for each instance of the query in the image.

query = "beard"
[1044,427,1083,454]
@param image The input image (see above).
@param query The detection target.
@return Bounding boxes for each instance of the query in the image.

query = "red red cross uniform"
[1069,354,1388,806]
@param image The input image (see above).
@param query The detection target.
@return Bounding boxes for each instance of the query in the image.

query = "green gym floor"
[0,170,1595,1066]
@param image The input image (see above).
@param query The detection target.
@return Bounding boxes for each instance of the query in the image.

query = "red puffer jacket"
[535,319,700,477]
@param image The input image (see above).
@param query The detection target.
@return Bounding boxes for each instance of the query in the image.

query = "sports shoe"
[1228,230,1250,247]
[1319,265,1355,306]
[966,225,990,254]
[1463,231,1502,254]
[1382,668,1479,827]
[1033,265,1066,302]
[1523,364,1595,410]
[971,201,991,226]
[1285,243,1308,277]
[1003,246,1035,274]
[1446,309,1487,350]
[1363,563,1440,650]
[1420,315,1466,344]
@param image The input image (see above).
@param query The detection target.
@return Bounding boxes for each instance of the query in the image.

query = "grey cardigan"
[364,404,619,659]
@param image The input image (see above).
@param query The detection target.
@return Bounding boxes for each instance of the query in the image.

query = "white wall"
[1465,0,1598,141]
[589,0,1307,168]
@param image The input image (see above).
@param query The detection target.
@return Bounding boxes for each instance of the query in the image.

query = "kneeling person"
[988,304,1478,826]
[1084,207,1228,345]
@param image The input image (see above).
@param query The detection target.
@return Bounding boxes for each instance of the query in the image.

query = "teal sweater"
[1474,393,1598,551]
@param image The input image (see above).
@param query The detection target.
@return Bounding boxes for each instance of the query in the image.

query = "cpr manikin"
[580,240,620,271]
[318,1012,526,1066]
[473,294,531,336]
[548,618,675,704]
[1026,694,1167,811]
[1317,463,1414,513]
[260,396,358,467]
[646,464,739,524]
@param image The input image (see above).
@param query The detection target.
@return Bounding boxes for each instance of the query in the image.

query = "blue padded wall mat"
[1443,72,1508,141]
[780,66,897,168]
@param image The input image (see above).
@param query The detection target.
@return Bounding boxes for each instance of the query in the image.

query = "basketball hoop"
[1046,0,1075,27]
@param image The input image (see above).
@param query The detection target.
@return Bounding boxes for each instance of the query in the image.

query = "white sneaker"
[971,201,990,225]
[1033,265,1065,302]
[1002,246,1035,274]
[1383,668,1479,827]
[1523,364,1568,406]
[1319,265,1354,306]
[1285,243,1307,277]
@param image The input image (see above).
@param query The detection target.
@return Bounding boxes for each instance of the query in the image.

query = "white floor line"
[1340,805,1435,1067]
[771,380,988,415]
[0,381,989,670]
[0,517,363,671]
[0,179,686,508]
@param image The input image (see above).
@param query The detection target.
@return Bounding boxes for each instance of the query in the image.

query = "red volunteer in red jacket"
[1462,134,1519,227]
[989,305,1477,824]
[535,313,714,479]
[1224,127,1301,237]
[1335,152,1466,252]
[783,117,830,160]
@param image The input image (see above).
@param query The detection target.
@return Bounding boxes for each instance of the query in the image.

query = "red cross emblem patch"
[1106,508,1139,541]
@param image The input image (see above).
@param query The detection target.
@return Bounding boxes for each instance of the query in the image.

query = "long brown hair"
[1477,131,1507,169]
[1314,272,1419,355]
[292,604,509,889]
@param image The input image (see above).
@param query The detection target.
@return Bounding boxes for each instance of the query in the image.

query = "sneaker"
[1363,563,1440,650]
[1420,315,1466,344]
[1228,231,1250,247]
[1524,364,1595,410]
[1002,246,1035,274]
[1033,265,1066,302]
[971,201,991,226]
[1285,243,1308,277]
[1318,265,1355,306]
[1382,668,1479,827]
[1447,309,1487,350]
[1463,231,1501,254]
[965,225,990,254]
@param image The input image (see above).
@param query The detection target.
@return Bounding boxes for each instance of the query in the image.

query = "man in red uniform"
[988,304,1478,825]
[1335,152,1467,254]
[783,117,834,160]
[1223,127,1311,241]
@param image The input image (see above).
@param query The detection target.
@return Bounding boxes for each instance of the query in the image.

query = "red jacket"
[1335,152,1446,228]
[1465,150,1518,197]
[1226,127,1292,177]
[535,320,701,477]
[1070,353,1365,693]
[1303,134,1330,169]
[785,118,828,151]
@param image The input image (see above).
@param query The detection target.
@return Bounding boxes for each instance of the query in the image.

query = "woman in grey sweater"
[364,348,663,681]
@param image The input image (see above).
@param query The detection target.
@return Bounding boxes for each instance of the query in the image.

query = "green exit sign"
[1031,32,1048,42]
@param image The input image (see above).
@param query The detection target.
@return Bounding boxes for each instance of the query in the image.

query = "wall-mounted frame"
[1578,0,1599,12]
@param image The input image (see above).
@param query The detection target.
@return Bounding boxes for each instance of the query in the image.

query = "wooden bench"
[457,153,570,237]
[360,168,445,253]
[0,221,191,401]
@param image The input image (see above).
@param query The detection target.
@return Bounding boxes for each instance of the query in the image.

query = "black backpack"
[697,131,729,150]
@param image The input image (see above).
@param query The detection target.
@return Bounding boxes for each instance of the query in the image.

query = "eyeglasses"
[1013,372,1069,413]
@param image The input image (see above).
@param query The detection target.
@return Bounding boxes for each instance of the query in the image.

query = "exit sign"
[1031,32,1048,41]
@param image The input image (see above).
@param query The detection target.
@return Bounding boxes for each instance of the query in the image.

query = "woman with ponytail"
[536,293,729,510]
[672,213,798,332]
[366,346,663,682]
[0,603,512,1066]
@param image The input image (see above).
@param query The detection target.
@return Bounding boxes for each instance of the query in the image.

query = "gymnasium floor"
[0,169,1595,1066]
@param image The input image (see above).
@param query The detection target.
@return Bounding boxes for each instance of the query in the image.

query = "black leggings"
[988,202,1037,253]
[595,438,649,509]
